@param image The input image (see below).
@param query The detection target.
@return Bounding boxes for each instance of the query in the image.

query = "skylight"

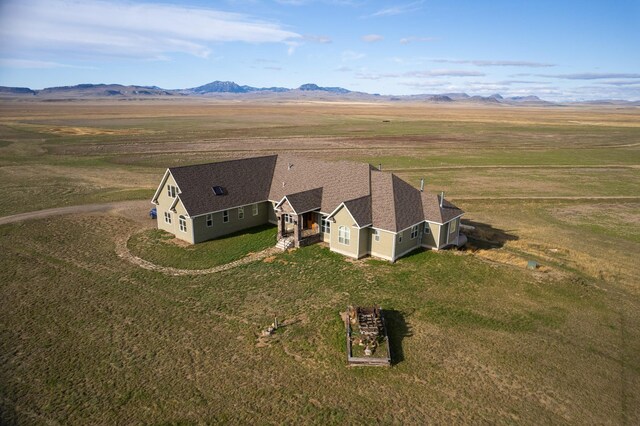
[212,186,225,196]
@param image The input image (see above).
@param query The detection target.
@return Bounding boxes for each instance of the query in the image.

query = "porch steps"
[275,238,294,251]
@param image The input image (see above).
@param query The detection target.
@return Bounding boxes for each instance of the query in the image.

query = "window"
[167,185,177,198]
[450,220,457,234]
[338,226,350,245]
[283,214,294,224]
[223,210,229,223]
[238,207,244,220]
[321,216,331,234]
[179,215,187,232]
[398,231,403,243]
[410,225,419,239]
[206,214,213,227]
[164,211,172,224]
[252,204,259,216]
[424,224,431,235]
[373,229,380,242]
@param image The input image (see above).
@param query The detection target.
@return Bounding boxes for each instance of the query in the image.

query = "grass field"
[1,98,639,424]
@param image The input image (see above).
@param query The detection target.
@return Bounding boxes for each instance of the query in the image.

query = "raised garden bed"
[345,305,391,366]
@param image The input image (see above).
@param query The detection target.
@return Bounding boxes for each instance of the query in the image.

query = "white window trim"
[338,225,350,245]
[206,213,213,228]
[164,211,172,224]
[252,204,258,216]
[179,215,187,233]
[410,225,419,239]
[398,231,403,243]
[167,185,177,198]
[373,229,380,242]
[223,210,229,223]
[238,206,244,220]
[424,224,431,235]
[321,215,331,234]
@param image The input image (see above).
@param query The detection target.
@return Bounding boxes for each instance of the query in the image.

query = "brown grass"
[0,98,638,424]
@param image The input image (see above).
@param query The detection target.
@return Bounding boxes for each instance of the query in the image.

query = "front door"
[306,213,314,230]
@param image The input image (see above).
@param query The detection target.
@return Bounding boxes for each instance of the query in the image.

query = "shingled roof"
[281,188,323,214]
[158,154,463,231]
[268,155,372,213]
[343,195,372,227]
[168,155,276,216]
[421,193,464,224]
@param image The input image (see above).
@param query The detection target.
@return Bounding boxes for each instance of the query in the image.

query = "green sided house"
[151,155,465,262]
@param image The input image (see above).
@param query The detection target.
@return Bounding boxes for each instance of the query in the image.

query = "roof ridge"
[344,194,371,204]
[390,173,401,231]
[169,154,278,171]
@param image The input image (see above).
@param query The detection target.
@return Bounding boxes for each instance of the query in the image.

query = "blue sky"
[0,0,638,100]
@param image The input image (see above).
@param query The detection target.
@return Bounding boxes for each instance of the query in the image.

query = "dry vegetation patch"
[0,99,639,423]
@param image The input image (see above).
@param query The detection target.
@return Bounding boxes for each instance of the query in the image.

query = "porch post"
[277,213,283,240]
[293,214,300,247]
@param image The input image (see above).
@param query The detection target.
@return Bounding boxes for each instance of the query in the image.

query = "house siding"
[192,201,270,244]
[370,228,395,261]
[421,222,440,248]
[329,206,359,258]
[172,201,194,244]
[268,201,277,224]
[439,217,460,247]
[394,224,423,260]
[358,227,370,258]
[156,173,183,238]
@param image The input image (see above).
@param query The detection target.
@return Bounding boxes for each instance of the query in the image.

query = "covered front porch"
[274,188,325,249]
[276,210,322,248]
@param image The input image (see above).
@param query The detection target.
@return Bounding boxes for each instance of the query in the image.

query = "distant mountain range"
[1,81,638,106]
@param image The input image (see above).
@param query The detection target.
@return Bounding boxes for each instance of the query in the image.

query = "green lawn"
[128,224,277,269]
[1,214,638,424]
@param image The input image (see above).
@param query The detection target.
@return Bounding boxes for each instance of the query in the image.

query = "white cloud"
[342,50,366,61]
[355,69,485,80]
[536,72,640,80]
[432,59,555,67]
[366,1,424,18]
[356,72,400,80]
[303,35,332,44]
[0,0,301,60]
[406,69,485,77]
[362,34,384,43]
[0,58,94,69]
[399,36,437,44]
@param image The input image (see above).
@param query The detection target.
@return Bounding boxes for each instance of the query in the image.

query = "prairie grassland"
[0,99,639,424]
[1,214,638,424]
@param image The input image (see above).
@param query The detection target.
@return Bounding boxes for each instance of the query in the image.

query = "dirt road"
[0,200,150,226]
[2,195,638,227]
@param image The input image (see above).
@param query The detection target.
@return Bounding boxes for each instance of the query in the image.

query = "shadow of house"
[461,219,518,250]
[384,309,412,365]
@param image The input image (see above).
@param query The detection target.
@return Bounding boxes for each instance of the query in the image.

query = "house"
[151,155,464,262]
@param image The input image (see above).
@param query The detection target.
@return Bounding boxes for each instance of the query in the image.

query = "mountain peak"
[298,83,351,94]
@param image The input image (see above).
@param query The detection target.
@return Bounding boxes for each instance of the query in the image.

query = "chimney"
[378,163,382,171]
[440,191,444,208]
[420,178,424,192]
[282,181,285,187]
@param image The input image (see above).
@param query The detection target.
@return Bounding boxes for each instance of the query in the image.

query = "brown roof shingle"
[165,154,463,230]
[343,195,372,227]
[170,155,277,216]
[268,155,371,214]
[282,188,323,214]
[421,192,464,224]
